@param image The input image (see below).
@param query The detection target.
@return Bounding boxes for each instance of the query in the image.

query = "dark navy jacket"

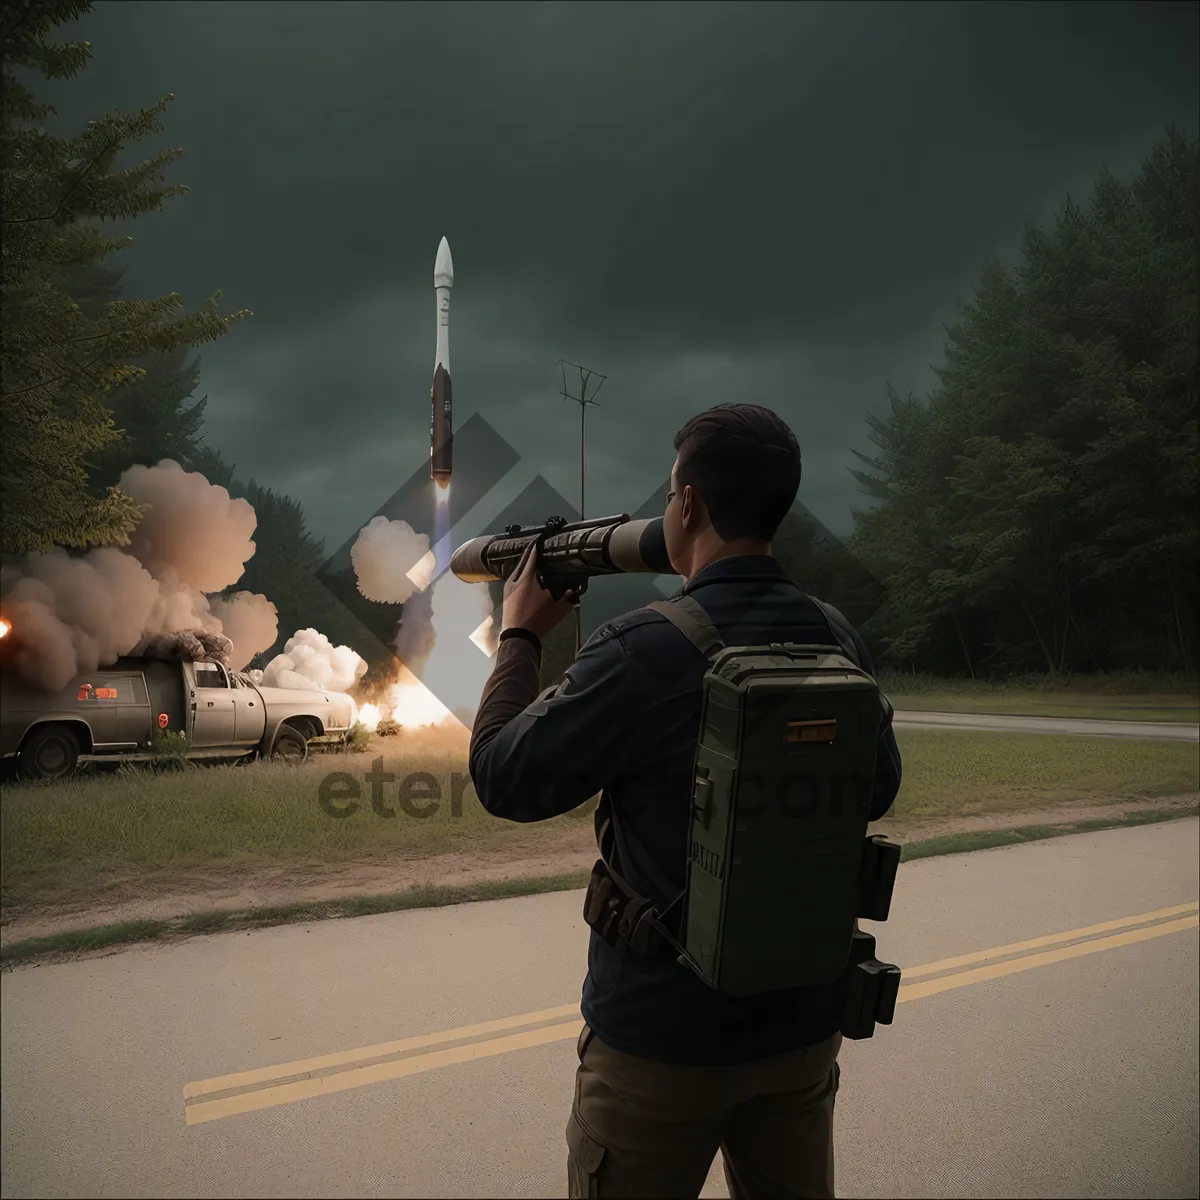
[469,554,902,1065]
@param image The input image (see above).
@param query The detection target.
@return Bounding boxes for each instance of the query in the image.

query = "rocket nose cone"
[434,237,454,288]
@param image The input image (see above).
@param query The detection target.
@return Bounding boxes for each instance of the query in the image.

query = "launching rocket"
[430,236,454,489]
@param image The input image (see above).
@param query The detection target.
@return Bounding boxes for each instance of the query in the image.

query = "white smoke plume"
[143,571,225,642]
[1,548,162,690]
[351,516,436,604]
[120,459,257,592]
[344,512,499,722]
[0,461,278,689]
[415,571,499,717]
[209,592,280,671]
[248,628,367,694]
[394,586,436,674]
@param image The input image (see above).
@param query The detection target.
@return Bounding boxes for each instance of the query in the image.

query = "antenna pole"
[557,359,606,657]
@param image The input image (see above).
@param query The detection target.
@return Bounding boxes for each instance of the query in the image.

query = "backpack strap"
[651,589,861,672]
[586,594,716,962]
[595,799,680,905]
[600,591,723,901]
[808,596,862,669]
[646,595,725,661]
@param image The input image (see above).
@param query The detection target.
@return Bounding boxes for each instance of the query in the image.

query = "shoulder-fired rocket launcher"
[450,514,674,601]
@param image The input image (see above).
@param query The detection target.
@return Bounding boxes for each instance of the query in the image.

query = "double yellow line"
[183,901,1198,1125]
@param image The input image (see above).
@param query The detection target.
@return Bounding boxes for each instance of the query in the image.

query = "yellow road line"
[183,1002,581,1099]
[184,901,1199,1125]
[901,901,1199,979]
[186,1020,584,1125]
[897,914,1198,1004]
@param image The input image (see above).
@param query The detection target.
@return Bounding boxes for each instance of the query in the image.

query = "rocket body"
[430,237,454,489]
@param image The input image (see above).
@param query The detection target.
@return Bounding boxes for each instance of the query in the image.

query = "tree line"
[1,1,369,665]
[845,129,1196,677]
[3,2,1195,679]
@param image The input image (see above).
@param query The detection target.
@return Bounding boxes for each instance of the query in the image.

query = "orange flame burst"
[355,662,459,732]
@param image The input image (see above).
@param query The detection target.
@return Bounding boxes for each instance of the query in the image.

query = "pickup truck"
[0,655,358,781]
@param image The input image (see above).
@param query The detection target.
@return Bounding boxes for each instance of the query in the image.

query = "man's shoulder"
[582,601,713,667]
[804,595,872,672]
[584,603,676,649]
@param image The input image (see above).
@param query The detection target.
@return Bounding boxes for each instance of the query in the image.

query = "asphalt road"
[2,820,1197,1200]
[891,710,1199,741]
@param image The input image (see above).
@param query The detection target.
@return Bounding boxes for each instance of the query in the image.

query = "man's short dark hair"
[673,404,801,542]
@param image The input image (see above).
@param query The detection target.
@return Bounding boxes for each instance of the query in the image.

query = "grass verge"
[2,730,1196,912]
[897,804,1197,860]
[2,805,1195,968]
[879,670,1198,723]
[890,694,1198,722]
[876,669,1197,697]
[0,872,593,965]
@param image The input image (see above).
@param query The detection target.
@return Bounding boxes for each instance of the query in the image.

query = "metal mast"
[557,359,606,655]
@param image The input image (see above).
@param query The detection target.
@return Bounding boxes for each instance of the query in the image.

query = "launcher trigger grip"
[538,573,587,602]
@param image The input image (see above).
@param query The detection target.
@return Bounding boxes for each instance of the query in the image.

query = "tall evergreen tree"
[59,259,213,486]
[0,0,249,554]
[85,342,209,487]
[848,130,1198,675]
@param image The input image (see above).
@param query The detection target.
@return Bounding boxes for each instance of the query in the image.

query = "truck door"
[231,673,267,746]
[190,663,237,747]
[117,672,152,747]
[141,659,185,735]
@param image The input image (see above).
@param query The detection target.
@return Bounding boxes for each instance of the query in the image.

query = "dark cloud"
[37,0,1199,549]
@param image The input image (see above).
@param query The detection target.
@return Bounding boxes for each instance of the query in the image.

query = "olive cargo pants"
[566,1024,842,1199]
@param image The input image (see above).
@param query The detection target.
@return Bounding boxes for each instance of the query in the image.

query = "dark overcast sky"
[40,0,1200,549]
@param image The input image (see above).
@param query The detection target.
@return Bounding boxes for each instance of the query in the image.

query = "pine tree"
[54,259,213,486]
[0,0,250,554]
[85,343,209,487]
[847,130,1198,675]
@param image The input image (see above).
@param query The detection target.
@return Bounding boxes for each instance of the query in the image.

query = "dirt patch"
[0,824,599,945]
[2,793,1196,948]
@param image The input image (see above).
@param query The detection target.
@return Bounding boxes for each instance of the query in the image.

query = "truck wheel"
[271,724,308,764]
[19,725,82,782]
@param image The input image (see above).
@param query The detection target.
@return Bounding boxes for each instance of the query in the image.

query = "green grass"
[885,729,1198,823]
[898,804,1198,861]
[877,668,1198,696]
[0,736,597,910]
[880,669,1198,723]
[890,694,1198,722]
[4,805,1195,967]
[0,918,172,963]
[0,873,595,965]
[2,727,1196,914]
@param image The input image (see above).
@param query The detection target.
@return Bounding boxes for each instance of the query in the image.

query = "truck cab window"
[195,664,228,689]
